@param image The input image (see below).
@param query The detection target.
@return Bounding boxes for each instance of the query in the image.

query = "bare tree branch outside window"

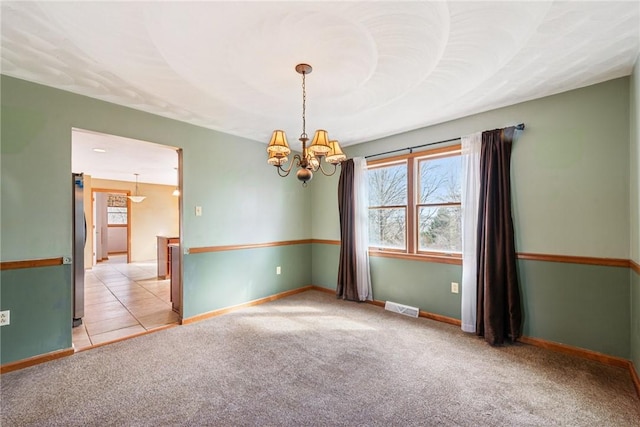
[418,155,461,252]
[368,163,407,249]
[367,150,462,254]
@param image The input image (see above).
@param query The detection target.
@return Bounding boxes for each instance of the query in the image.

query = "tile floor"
[72,255,180,350]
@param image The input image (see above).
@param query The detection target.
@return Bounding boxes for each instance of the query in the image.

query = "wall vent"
[384,301,419,318]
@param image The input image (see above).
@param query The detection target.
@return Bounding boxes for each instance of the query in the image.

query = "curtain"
[476,127,522,345]
[337,158,372,301]
[461,132,482,333]
[353,157,373,301]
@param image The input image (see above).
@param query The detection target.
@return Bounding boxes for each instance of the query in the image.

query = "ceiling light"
[93,148,106,153]
[127,173,146,203]
[267,64,347,186]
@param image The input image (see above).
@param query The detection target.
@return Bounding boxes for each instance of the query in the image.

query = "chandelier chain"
[301,71,307,139]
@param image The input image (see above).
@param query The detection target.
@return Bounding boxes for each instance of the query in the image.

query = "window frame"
[367,159,409,252]
[367,144,462,262]
[107,206,128,226]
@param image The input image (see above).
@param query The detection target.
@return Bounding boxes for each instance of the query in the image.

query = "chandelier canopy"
[267,64,346,186]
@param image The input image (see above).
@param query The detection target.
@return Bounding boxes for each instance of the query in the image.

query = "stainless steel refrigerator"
[72,173,85,327]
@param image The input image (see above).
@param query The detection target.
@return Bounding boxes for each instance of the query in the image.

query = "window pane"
[419,156,461,204]
[107,194,128,207]
[369,207,406,250]
[107,207,127,225]
[418,206,461,252]
[368,163,407,206]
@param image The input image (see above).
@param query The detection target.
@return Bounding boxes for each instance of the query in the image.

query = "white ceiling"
[72,128,179,186]
[2,1,639,184]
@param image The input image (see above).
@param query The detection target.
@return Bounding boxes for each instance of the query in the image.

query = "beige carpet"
[2,290,639,426]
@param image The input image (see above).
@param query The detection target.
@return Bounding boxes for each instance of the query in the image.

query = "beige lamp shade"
[267,150,288,166]
[267,130,291,155]
[128,195,146,203]
[325,140,347,164]
[308,129,331,155]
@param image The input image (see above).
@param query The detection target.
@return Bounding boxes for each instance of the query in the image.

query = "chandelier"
[127,173,146,203]
[267,64,346,186]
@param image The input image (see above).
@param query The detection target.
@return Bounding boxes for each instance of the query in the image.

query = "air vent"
[384,301,419,318]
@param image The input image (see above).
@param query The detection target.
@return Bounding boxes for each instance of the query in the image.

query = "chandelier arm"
[276,154,302,177]
[276,165,292,177]
[317,161,339,177]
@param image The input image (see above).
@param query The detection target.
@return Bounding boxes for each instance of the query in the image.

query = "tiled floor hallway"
[72,255,180,350]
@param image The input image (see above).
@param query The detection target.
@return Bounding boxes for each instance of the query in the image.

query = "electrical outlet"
[0,310,10,326]
[276,266,281,275]
[451,282,459,294]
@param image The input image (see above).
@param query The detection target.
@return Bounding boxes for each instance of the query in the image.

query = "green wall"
[630,55,640,376]
[0,266,71,363]
[312,77,633,358]
[183,245,311,318]
[1,71,637,365]
[311,243,630,358]
[0,75,311,364]
[518,261,630,357]
[311,243,341,291]
[632,55,640,271]
[331,78,631,258]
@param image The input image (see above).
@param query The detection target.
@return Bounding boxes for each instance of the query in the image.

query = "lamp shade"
[308,129,331,155]
[267,150,288,166]
[325,140,347,164]
[267,130,291,155]
[308,153,320,170]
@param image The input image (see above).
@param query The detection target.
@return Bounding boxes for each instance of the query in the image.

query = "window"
[107,207,127,225]
[107,194,128,225]
[417,154,461,253]
[367,145,461,257]
[368,161,407,250]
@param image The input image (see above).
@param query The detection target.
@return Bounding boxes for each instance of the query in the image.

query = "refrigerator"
[72,173,85,327]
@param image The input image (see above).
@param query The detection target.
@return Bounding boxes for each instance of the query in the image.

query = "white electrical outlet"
[276,266,281,275]
[451,282,459,294]
[0,310,10,326]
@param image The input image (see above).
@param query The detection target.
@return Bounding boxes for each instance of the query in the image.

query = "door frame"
[91,188,132,265]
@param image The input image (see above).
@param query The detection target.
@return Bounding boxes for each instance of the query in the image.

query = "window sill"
[368,250,462,265]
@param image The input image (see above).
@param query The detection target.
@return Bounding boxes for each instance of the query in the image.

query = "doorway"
[93,189,132,265]
[71,128,182,351]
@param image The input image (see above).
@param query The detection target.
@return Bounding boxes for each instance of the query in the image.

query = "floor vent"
[384,301,419,318]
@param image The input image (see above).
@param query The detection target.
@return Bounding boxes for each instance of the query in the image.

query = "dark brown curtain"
[475,127,522,345]
[337,159,358,301]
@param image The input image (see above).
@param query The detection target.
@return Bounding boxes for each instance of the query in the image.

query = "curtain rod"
[364,123,525,159]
